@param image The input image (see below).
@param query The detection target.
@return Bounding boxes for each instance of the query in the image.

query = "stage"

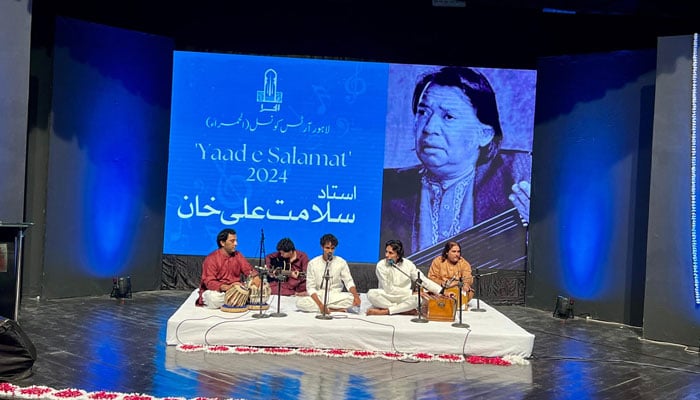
[166,290,534,357]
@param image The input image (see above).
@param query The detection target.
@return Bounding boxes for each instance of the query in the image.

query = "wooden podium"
[0,223,32,320]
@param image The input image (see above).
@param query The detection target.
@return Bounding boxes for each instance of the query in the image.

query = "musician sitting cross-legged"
[366,239,443,316]
[196,228,260,309]
[427,241,474,308]
[296,233,361,313]
[265,237,309,296]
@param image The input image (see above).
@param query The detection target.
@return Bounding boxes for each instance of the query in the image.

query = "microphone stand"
[316,258,333,320]
[270,261,287,318]
[471,268,489,313]
[257,228,265,269]
[410,271,428,324]
[451,277,469,328]
[252,229,270,319]
[251,268,271,319]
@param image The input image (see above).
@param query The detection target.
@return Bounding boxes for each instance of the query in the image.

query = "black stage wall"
[25,17,173,299]
[644,35,700,346]
[0,0,31,223]
[527,49,656,326]
[0,0,32,319]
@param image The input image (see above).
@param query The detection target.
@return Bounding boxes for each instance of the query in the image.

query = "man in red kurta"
[196,228,258,308]
[265,237,309,296]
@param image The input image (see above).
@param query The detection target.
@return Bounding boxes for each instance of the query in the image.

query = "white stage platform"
[166,290,534,357]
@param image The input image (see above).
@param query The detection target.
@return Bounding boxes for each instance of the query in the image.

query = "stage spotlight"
[110,276,132,299]
[553,295,574,319]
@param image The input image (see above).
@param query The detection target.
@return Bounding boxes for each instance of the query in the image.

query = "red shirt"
[196,248,254,306]
[265,250,309,295]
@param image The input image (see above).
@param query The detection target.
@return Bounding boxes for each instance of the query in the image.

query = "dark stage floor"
[3,290,699,399]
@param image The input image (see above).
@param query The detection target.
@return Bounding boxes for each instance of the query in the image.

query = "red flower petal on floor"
[0,382,17,395]
[264,347,295,354]
[325,348,349,357]
[466,356,511,366]
[206,345,231,353]
[18,385,53,398]
[87,391,120,400]
[178,344,204,352]
[297,348,322,355]
[233,346,259,353]
[122,394,154,400]
[436,353,465,362]
[411,352,435,360]
[52,388,86,398]
[351,350,377,358]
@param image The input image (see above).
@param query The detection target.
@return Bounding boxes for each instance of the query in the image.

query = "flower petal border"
[173,344,528,365]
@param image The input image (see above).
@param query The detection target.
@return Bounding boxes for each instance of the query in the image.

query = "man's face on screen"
[414,84,493,180]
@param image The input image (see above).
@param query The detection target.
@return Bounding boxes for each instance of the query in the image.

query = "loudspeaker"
[0,316,37,380]
[110,276,132,299]
[553,296,574,319]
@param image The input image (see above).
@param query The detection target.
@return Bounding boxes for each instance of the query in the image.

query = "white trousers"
[296,291,354,312]
[201,290,225,309]
[367,289,417,315]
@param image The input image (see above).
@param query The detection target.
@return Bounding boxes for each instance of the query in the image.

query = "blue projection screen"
[164,51,536,265]
[164,52,389,261]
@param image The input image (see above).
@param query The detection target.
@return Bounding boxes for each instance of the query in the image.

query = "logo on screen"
[256,68,283,112]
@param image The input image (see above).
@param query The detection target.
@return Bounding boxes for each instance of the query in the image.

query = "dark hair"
[412,66,503,164]
[216,228,237,248]
[320,233,338,247]
[385,239,405,263]
[441,241,461,261]
[276,237,296,252]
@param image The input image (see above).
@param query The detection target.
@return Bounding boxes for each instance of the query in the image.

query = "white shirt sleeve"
[337,257,356,291]
[407,258,442,294]
[306,256,323,297]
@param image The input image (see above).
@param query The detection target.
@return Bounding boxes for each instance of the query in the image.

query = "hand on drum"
[219,283,234,292]
[251,276,262,287]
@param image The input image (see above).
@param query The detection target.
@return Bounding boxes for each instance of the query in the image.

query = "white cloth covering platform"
[166,289,534,357]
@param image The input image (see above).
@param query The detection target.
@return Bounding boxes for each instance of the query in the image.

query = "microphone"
[322,254,332,289]
[387,258,395,267]
[253,265,269,275]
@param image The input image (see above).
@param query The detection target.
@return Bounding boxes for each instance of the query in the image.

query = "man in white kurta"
[367,239,443,315]
[296,233,361,313]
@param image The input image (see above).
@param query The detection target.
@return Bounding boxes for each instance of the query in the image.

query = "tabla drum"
[247,280,271,311]
[420,294,456,322]
[444,286,474,310]
[221,285,249,313]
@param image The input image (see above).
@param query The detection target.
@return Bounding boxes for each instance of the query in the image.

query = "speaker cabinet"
[0,317,37,379]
